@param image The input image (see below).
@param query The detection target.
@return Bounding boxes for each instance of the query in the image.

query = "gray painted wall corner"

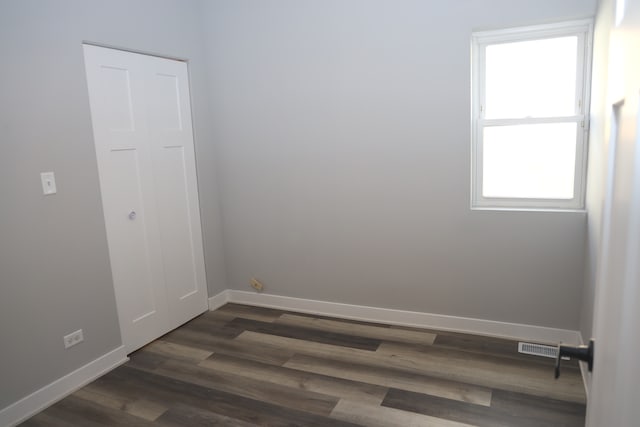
[200,0,596,330]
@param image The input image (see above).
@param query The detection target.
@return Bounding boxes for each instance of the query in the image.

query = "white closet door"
[144,54,209,328]
[83,45,208,354]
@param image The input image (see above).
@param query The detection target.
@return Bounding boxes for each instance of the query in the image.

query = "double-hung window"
[471,21,592,210]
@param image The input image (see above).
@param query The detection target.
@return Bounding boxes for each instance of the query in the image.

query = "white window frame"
[471,20,593,211]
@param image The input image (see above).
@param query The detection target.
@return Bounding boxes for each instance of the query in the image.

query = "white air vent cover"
[518,342,559,358]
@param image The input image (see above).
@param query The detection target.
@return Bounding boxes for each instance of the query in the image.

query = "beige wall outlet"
[250,278,264,291]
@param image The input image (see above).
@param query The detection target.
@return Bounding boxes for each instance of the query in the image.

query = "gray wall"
[0,0,226,410]
[201,0,596,329]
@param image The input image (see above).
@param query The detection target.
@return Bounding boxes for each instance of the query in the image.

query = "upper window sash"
[474,24,590,121]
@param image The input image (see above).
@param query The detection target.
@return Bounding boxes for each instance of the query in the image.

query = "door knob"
[555,339,594,379]
[128,210,137,220]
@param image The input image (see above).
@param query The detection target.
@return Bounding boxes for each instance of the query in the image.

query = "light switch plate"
[40,172,57,195]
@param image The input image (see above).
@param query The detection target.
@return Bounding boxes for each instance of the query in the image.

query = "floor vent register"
[518,342,569,359]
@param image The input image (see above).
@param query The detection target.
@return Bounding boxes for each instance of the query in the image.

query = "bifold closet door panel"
[144,55,208,328]
[83,45,207,354]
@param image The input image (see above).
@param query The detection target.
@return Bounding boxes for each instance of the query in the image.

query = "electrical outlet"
[250,278,264,291]
[63,329,84,349]
[40,172,57,195]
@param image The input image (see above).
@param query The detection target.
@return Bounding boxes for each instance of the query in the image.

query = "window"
[471,21,592,210]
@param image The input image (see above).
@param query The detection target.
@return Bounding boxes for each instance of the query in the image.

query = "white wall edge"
[578,332,591,401]
[0,346,128,427]
[210,290,582,345]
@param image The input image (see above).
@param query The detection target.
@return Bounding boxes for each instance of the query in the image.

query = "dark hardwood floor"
[21,303,586,426]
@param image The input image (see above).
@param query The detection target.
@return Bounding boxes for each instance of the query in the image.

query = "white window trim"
[471,20,593,211]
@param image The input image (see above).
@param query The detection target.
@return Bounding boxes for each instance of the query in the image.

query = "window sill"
[470,206,587,213]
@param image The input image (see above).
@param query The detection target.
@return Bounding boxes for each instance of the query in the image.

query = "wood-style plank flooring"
[21,303,586,426]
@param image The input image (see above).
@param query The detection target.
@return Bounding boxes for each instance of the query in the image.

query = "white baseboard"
[209,290,582,345]
[208,289,231,311]
[0,346,128,427]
